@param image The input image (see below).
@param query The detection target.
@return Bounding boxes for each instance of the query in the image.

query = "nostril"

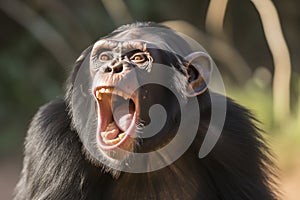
[104,67,112,73]
[113,65,123,73]
[103,63,124,74]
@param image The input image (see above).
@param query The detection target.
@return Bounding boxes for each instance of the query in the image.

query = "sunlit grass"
[226,80,274,130]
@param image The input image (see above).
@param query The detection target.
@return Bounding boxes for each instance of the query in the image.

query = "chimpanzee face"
[70,26,212,168]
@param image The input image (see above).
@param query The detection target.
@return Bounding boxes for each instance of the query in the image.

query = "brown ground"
[277,152,300,200]
[0,160,21,200]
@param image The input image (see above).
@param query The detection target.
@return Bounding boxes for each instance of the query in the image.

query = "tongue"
[113,103,134,132]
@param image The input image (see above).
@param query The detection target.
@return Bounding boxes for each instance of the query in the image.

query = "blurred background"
[0,0,299,199]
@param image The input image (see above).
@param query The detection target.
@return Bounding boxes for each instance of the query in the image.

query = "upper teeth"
[95,88,131,101]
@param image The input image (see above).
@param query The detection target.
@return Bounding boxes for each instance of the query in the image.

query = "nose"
[104,62,123,74]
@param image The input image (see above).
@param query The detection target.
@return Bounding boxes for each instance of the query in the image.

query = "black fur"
[14,22,279,200]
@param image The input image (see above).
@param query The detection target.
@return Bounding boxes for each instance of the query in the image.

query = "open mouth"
[94,86,138,150]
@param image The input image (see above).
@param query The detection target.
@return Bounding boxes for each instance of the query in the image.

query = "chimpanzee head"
[67,22,213,173]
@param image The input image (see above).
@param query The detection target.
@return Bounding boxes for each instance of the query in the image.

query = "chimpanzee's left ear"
[184,51,213,96]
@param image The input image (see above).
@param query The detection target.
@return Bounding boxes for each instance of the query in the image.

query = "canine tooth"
[96,91,102,100]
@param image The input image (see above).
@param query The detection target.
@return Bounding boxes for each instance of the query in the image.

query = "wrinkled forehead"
[94,27,192,55]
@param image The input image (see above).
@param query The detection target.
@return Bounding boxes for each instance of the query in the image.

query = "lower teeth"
[102,132,126,145]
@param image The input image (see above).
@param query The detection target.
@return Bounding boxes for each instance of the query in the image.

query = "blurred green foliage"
[0,0,299,160]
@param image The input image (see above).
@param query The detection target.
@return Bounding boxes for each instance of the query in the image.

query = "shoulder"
[25,98,75,151]
[28,98,70,134]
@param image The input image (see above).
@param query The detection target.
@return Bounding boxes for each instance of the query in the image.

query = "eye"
[99,52,112,62]
[130,53,148,63]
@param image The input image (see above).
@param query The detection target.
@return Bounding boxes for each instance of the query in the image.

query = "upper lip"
[94,86,134,101]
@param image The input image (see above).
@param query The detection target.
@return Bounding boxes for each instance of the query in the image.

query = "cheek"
[137,84,181,133]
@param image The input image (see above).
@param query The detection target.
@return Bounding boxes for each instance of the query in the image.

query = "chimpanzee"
[14,22,279,200]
